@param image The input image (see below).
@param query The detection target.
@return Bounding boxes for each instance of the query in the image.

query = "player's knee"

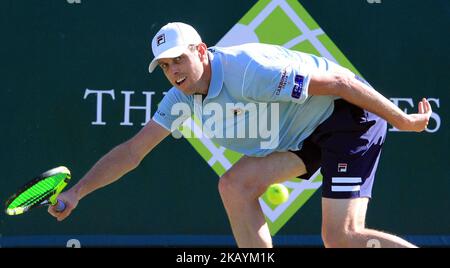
[322,228,349,248]
[218,171,261,200]
[218,171,239,197]
[322,225,360,248]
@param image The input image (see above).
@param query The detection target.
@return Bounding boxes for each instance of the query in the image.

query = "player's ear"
[196,43,208,61]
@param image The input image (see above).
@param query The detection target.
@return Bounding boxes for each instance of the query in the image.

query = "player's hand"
[402,98,432,132]
[48,188,79,221]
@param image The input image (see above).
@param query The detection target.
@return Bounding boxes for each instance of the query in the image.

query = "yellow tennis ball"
[265,183,289,205]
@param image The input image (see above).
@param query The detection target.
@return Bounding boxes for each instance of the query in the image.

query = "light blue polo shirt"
[152,43,342,157]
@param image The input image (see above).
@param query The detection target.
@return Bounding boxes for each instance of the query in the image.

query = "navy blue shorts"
[290,99,387,199]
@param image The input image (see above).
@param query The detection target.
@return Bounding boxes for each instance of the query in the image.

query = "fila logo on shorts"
[331,177,362,192]
[338,163,347,173]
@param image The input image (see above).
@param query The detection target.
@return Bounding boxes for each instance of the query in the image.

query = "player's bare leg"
[218,152,306,248]
[321,197,417,248]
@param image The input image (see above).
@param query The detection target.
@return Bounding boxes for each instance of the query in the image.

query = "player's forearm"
[311,72,410,129]
[69,120,169,201]
[71,142,141,200]
[339,75,409,129]
[337,77,408,129]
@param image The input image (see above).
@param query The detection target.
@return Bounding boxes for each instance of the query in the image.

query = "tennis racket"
[5,166,71,216]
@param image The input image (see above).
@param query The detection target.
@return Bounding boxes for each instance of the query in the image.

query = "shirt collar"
[205,50,224,100]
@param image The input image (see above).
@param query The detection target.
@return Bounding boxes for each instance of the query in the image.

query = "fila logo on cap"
[156,34,165,46]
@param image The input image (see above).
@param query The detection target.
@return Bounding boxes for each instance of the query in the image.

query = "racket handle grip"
[55,199,66,212]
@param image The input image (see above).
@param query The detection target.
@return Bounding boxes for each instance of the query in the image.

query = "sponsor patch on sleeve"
[291,75,304,99]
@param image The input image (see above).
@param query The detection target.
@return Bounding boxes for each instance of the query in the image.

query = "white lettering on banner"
[82,91,441,134]
[426,98,441,133]
[389,98,441,133]
[120,91,155,126]
[83,89,115,125]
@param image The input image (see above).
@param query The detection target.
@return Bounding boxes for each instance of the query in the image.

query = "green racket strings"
[6,173,66,212]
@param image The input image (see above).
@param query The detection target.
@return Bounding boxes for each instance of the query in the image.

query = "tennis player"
[49,22,431,248]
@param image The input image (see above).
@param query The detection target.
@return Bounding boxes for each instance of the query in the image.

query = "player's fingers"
[49,208,60,218]
[425,99,432,115]
[47,206,57,217]
[57,215,67,221]
[422,98,428,113]
[47,200,69,220]
[48,203,64,216]
[56,208,71,221]
[418,101,424,114]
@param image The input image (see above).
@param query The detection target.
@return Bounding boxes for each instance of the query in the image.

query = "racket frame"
[5,166,71,215]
